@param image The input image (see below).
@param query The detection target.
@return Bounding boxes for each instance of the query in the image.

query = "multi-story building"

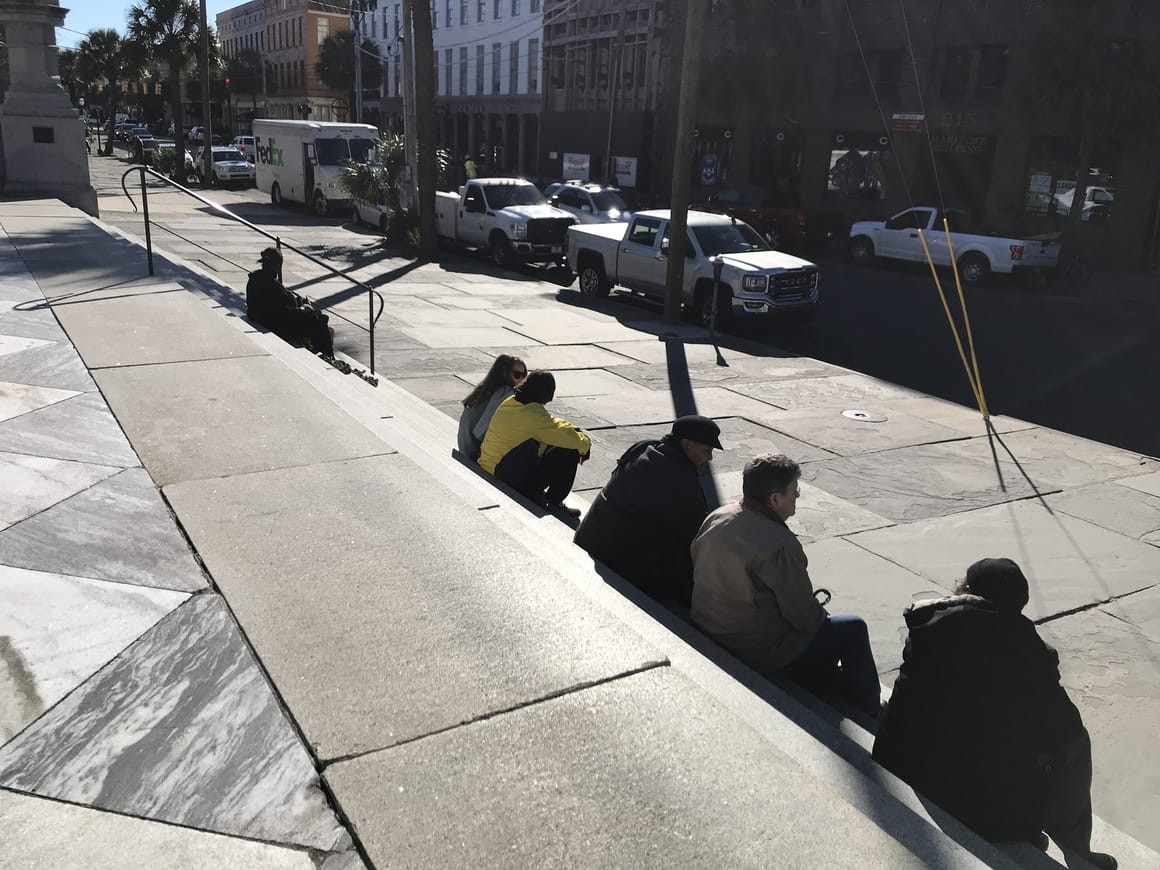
[217,0,349,126]
[539,0,669,191]
[371,0,545,175]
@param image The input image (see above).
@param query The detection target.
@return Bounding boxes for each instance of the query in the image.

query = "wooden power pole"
[664,0,706,325]
[410,0,438,259]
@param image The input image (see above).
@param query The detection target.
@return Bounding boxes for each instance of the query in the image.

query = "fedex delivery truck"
[253,119,379,217]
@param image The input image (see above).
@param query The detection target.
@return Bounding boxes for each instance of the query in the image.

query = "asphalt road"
[774,256,1160,459]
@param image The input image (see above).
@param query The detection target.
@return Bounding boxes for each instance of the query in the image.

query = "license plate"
[551,245,562,254]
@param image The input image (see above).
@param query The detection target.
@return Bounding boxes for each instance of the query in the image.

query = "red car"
[695,187,844,253]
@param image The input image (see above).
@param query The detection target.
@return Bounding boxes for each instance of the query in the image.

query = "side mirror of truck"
[549,195,560,206]
[660,237,670,256]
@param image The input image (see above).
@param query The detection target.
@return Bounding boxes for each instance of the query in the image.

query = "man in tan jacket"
[691,453,881,717]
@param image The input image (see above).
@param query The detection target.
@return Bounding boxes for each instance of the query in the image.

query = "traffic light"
[224,76,231,89]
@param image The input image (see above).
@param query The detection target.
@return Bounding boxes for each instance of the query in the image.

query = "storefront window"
[1024,137,1118,224]
[827,134,890,200]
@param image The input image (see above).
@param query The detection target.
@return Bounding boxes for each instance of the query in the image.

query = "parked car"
[693,187,844,252]
[128,127,157,163]
[566,210,820,329]
[197,146,256,188]
[350,193,390,233]
[848,206,1061,285]
[547,182,633,224]
[232,135,256,162]
[154,142,196,174]
[434,178,576,267]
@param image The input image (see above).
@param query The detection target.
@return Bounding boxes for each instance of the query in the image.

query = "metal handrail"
[120,165,384,376]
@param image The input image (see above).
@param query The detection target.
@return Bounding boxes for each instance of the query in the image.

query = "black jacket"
[246,268,300,329]
[872,594,1086,842]
[573,436,707,606]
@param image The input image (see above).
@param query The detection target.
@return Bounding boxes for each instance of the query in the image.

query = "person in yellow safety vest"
[464,155,477,179]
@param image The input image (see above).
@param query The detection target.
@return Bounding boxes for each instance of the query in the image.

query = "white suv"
[198,146,256,188]
[547,182,632,224]
[232,135,256,162]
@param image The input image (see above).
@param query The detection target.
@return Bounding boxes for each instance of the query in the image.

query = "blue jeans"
[792,614,881,716]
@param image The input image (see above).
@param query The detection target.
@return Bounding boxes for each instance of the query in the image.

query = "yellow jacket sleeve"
[526,404,592,455]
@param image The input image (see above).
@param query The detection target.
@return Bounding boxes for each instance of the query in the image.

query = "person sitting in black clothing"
[246,247,334,356]
[873,557,1116,870]
[573,415,722,608]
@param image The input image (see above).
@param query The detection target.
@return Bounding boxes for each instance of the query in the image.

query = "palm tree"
[57,48,82,104]
[315,30,382,121]
[76,29,145,155]
[126,0,205,180]
[226,48,263,119]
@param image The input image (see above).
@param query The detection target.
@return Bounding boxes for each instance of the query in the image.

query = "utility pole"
[401,0,419,210]
[411,0,437,258]
[663,0,706,325]
[352,1,364,123]
[604,4,629,185]
[199,0,213,184]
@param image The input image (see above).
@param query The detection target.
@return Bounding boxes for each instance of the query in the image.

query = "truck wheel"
[578,260,611,297]
[379,215,390,235]
[490,233,512,269]
[958,253,991,286]
[764,228,783,250]
[695,285,733,331]
[312,191,329,217]
[270,183,283,206]
[350,206,362,228]
[850,236,875,265]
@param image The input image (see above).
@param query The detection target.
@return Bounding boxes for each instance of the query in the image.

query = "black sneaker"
[546,502,581,519]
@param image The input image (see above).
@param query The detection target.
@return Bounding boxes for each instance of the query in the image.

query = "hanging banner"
[890,112,925,133]
[613,156,637,187]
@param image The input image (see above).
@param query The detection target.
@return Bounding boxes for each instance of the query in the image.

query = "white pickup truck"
[435,178,576,268]
[566,210,821,328]
[849,207,1060,285]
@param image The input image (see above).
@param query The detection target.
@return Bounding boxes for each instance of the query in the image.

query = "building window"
[527,37,539,92]
[1024,137,1118,224]
[511,0,521,15]
[509,40,519,93]
[477,0,485,22]
[459,46,468,95]
[394,4,400,36]
[445,0,453,26]
[460,0,468,25]
[432,5,438,27]
[393,54,401,96]
[475,44,484,95]
[494,0,501,19]
[530,0,540,10]
[827,134,890,200]
[317,17,329,46]
[445,48,453,95]
[492,42,501,93]
[976,45,1009,98]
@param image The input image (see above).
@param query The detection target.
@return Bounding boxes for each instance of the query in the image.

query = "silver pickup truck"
[565,210,821,327]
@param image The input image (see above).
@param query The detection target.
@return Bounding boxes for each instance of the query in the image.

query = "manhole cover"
[842,409,887,423]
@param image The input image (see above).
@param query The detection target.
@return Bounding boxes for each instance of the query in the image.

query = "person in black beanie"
[246,247,335,356]
[873,557,1116,870]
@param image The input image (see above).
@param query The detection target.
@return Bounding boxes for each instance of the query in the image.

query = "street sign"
[891,112,925,133]
[331,97,349,121]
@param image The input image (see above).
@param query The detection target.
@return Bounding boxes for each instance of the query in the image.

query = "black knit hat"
[258,246,282,265]
[963,557,1030,613]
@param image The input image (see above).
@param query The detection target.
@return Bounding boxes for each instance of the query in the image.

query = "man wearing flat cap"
[247,247,335,356]
[574,415,721,608]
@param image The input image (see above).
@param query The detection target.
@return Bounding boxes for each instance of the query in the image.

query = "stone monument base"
[0,110,98,216]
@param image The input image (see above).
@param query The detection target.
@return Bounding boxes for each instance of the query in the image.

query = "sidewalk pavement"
[2,171,1160,867]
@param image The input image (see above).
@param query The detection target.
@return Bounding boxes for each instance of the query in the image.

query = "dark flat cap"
[671,415,723,449]
[258,246,282,263]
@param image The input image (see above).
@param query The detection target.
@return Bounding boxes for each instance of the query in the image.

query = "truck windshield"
[692,223,770,256]
[592,190,628,211]
[483,184,546,209]
[347,138,376,163]
[316,138,375,166]
[213,149,246,162]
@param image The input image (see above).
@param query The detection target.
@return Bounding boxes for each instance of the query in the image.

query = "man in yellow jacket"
[479,370,591,517]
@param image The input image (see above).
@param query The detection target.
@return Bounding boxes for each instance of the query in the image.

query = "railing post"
[139,168,154,276]
[369,291,376,376]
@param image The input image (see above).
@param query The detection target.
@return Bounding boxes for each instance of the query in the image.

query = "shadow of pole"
[664,335,722,511]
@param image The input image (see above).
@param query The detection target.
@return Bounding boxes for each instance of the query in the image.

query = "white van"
[252,119,379,217]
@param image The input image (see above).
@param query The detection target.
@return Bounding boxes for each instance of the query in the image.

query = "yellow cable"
[942,217,990,419]
[917,228,986,416]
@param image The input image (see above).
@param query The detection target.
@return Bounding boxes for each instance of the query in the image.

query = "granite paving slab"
[162,453,663,760]
[937,427,1157,493]
[0,452,122,531]
[458,368,652,398]
[0,300,68,341]
[551,388,777,428]
[391,374,474,405]
[92,356,394,485]
[1109,470,1160,499]
[726,372,923,410]
[711,474,895,543]
[395,325,539,348]
[748,407,967,457]
[595,338,733,366]
[0,467,207,592]
[539,399,617,431]
[487,343,641,370]
[885,396,1035,437]
[0,790,322,870]
[1038,608,1160,851]
[0,339,96,392]
[1045,483,1160,542]
[493,309,648,344]
[0,335,52,357]
[50,290,269,369]
[0,594,347,851]
[804,442,1038,522]
[367,346,495,377]
[0,565,188,744]
[609,355,843,391]
[0,391,139,467]
[1101,585,1160,644]
[387,307,514,328]
[848,499,1160,621]
[801,538,949,674]
[0,380,79,423]
[325,668,931,869]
